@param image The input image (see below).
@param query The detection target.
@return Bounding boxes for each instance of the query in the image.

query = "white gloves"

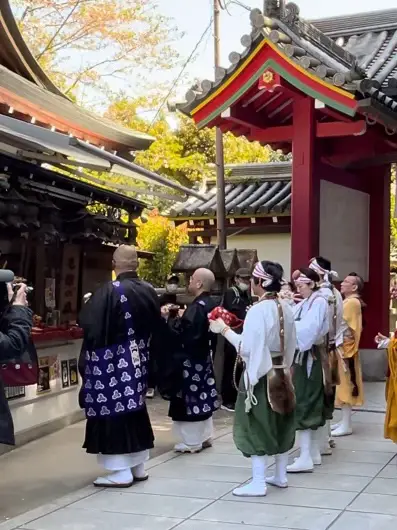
[209,318,228,334]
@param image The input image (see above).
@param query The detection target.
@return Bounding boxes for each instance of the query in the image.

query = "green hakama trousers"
[293,348,327,431]
[233,374,296,457]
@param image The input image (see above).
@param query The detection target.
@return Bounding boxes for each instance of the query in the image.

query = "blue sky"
[157,0,397,99]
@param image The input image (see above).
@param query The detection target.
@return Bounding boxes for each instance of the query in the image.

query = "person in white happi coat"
[309,257,343,454]
[210,261,296,497]
[287,268,329,474]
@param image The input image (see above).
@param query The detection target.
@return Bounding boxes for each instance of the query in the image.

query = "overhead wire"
[147,17,214,131]
[147,0,250,129]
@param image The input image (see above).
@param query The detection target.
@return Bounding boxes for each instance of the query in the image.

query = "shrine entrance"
[177,3,397,365]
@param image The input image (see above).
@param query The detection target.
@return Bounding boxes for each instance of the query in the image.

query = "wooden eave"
[177,6,397,135]
[179,36,358,130]
[0,1,64,94]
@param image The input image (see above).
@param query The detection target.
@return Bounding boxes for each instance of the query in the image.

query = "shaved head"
[189,267,215,296]
[113,245,138,274]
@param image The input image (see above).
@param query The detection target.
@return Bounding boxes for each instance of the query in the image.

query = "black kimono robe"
[78,271,162,455]
[162,292,217,423]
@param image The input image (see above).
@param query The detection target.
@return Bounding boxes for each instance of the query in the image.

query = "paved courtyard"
[1,403,396,530]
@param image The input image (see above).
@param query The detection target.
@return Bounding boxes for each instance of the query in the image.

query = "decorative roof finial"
[263,0,285,18]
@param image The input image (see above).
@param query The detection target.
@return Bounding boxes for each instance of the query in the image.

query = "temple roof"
[177,4,397,127]
[312,9,397,93]
[172,244,227,277]
[312,9,397,37]
[169,162,291,219]
[0,152,145,213]
[236,249,259,272]
[219,249,240,275]
[0,1,154,151]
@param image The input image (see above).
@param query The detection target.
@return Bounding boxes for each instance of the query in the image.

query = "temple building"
[176,3,397,377]
[170,162,292,276]
[0,1,203,451]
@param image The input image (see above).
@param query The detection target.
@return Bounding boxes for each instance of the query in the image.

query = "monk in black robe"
[160,268,220,453]
[78,245,161,487]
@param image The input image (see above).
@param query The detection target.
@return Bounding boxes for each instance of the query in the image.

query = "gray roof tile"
[169,162,292,219]
[177,5,397,125]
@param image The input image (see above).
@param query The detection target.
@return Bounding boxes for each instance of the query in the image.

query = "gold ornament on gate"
[262,70,274,84]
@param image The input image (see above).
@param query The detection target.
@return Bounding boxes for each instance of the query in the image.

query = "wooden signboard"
[59,244,81,323]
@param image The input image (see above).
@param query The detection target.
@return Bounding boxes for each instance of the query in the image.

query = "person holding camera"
[0,283,33,446]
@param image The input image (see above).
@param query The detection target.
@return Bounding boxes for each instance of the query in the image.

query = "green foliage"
[107,96,289,188]
[136,209,188,286]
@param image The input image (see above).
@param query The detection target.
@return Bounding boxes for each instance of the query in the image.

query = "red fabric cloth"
[208,307,243,329]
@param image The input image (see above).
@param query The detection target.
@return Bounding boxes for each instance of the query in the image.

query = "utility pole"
[213,0,227,393]
[214,0,227,250]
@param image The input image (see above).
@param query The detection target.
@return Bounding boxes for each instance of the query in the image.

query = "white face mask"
[237,281,249,292]
[166,283,178,293]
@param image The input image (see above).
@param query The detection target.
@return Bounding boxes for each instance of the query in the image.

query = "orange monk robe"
[385,338,397,443]
[335,296,364,407]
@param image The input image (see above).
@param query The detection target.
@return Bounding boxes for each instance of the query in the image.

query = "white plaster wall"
[211,233,291,278]
[319,180,369,281]
[9,341,82,434]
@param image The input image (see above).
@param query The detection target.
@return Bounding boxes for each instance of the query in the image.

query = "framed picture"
[4,386,25,400]
[37,357,50,393]
[61,360,69,388]
[68,358,78,386]
[49,355,60,381]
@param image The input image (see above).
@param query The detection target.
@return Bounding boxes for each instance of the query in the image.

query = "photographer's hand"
[6,283,13,302]
[13,284,28,307]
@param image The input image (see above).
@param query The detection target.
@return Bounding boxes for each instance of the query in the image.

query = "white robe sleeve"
[282,303,297,368]
[295,297,328,352]
[224,306,265,364]
[224,303,273,412]
[224,304,272,386]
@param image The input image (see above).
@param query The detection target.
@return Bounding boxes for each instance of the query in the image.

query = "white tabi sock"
[132,463,148,480]
[266,452,289,488]
[94,468,133,487]
[310,429,322,465]
[287,430,314,473]
[233,455,267,497]
[174,442,203,453]
[332,405,353,437]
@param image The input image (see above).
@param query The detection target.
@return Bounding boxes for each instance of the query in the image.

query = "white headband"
[253,262,273,288]
[309,259,339,282]
[295,274,313,285]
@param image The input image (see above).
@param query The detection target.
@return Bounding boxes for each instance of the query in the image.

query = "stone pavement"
[1,404,397,530]
[0,398,233,523]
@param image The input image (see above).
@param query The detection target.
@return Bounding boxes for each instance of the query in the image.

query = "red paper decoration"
[208,307,243,329]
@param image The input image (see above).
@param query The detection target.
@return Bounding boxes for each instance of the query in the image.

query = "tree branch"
[36,0,82,60]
